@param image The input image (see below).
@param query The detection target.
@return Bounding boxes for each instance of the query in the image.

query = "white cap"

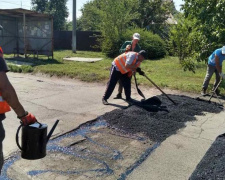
[133,33,140,40]
[222,46,225,54]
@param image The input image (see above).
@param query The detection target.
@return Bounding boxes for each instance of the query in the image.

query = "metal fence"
[54,31,101,51]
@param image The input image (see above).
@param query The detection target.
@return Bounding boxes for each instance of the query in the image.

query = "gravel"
[103,94,222,142]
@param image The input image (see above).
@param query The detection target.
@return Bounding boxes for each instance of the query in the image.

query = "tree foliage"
[31,0,48,13]
[48,0,69,30]
[78,0,176,31]
[77,0,176,57]
[168,0,225,72]
[136,0,173,28]
[31,0,69,31]
[78,1,102,31]
[182,0,225,60]
[96,0,140,57]
[169,14,201,72]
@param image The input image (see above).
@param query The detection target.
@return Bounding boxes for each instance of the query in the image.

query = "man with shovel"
[201,46,225,95]
[0,46,37,171]
[114,33,141,99]
[102,50,147,105]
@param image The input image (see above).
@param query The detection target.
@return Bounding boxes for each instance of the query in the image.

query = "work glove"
[136,67,145,76]
[220,73,225,79]
[18,111,37,126]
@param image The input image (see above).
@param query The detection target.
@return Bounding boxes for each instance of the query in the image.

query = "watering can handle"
[16,125,23,150]
[46,120,59,143]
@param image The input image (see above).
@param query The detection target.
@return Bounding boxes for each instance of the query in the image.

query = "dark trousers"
[117,76,132,94]
[0,121,5,172]
[117,80,123,94]
[103,66,131,100]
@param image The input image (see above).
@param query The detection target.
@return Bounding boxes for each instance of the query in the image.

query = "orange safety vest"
[114,52,140,74]
[0,47,3,54]
[0,93,11,114]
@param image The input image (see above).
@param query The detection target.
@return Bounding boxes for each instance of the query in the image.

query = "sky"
[1,0,184,21]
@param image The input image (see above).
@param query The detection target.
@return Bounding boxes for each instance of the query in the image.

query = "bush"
[121,28,167,59]
[101,37,123,58]
[100,28,167,59]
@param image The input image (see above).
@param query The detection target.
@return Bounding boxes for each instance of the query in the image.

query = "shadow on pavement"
[107,103,128,109]
[6,57,62,67]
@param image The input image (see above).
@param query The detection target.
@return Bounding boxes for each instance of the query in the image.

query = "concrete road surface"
[2,72,225,179]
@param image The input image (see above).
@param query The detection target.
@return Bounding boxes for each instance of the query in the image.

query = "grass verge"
[4,50,225,94]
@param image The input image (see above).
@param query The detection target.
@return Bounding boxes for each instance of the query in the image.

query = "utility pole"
[72,0,76,53]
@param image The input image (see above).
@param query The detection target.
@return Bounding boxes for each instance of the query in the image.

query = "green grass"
[5,50,225,94]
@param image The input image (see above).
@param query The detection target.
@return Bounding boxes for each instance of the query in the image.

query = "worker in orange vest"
[0,46,37,171]
[114,33,142,99]
[102,50,147,105]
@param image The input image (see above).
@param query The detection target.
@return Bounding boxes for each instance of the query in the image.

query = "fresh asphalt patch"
[189,134,225,179]
[1,94,223,180]
[103,94,222,142]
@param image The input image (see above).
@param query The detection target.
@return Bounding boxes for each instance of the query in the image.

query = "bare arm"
[0,72,26,117]
[119,42,131,54]
[215,55,222,73]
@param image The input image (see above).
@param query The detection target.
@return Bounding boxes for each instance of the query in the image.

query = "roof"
[0,8,52,18]
[165,13,178,25]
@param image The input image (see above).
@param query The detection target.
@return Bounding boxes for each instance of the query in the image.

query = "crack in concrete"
[179,133,212,142]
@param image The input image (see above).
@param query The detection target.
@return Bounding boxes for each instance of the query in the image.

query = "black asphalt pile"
[103,94,222,142]
[189,134,225,179]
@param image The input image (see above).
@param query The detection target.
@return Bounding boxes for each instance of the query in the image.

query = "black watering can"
[16,120,59,160]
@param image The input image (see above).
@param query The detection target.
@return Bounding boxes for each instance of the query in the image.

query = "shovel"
[142,72,177,105]
[133,73,146,99]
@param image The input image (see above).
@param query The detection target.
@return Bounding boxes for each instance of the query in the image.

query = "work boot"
[102,98,109,105]
[114,93,122,99]
[201,88,207,96]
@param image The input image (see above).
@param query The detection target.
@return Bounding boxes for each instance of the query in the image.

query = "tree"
[98,0,139,57]
[78,1,102,31]
[31,0,48,13]
[77,0,175,57]
[78,0,176,31]
[31,0,69,31]
[136,0,173,28]
[65,21,72,31]
[169,14,201,72]
[182,0,225,61]
[48,0,69,31]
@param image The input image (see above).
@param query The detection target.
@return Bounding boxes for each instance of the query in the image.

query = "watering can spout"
[47,120,59,142]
